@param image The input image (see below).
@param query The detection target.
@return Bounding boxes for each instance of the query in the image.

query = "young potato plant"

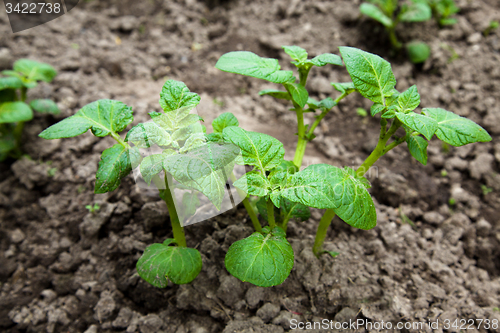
[40,80,243,287]
[215,45,491,286]
[359,0,458,63]
[0,59,59,160]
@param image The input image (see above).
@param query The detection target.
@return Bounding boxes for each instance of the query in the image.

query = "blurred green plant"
[0,59,59,161]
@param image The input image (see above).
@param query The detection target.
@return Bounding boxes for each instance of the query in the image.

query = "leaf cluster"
[360,0,459,62]
[1,59,59,160]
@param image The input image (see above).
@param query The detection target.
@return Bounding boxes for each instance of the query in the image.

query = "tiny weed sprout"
[359,0,458,63]
[0,59,59,160]
[85,203,101,214]
[40,45,491,289]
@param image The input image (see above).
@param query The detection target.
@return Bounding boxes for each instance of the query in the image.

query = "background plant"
[359,0,459,63]
[0,59,59,160]
[215,45,491,286]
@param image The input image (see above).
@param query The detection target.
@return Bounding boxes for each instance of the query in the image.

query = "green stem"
[267,199,276,229]
[387,26,402,50]
[20,87,27,102]
[298,67,311,87]
[281,216,291,233]
[313,209,336,257]
[230,172,262,232]
[163,174,187,247]
[356,119,401,177]
[293,106,307,168]
[110,132,130,149]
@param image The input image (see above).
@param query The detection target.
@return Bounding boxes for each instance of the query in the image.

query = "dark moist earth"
[1,0,500,332]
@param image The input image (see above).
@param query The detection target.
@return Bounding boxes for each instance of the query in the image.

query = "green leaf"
[95,144,134,194]
[339,47,397,106]
[331,82,356,95]
[163,142,240,209]
[396,112,438,140]
[381,106,397,119]
[206,132,223,143]
[233,171,270,197]
[360,3,393,27]
[398,85,420,113]
[215,51,294,84]
[140,154,166,185]
[136,239,202,287]
[0,126,15,160]
[282,45,308,62]
[126,122,172,148]
[406,41,431,64]
[0,76,23,90]
[400,2,432,22]
[258,89,291,101]
[152,108,201,132]
[303,164,377,230]
[319,97,336,110]
[282,198,310,222]
[29,99,60,114]
[13,59,57,82]
[0,102,33,123]
[310,53,343,67]
[225,227,294,287]
[222,127,284,171]
[422,108,492,146]
[371,103,386,116]
[279,165,338,209]
[283,82,308,108]
[212,112,239,133]
[407,135,428,165]
[440,18,457,26]
[159,80,200,112]
[39,100,133,139]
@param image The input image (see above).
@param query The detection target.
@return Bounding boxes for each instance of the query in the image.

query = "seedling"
[215,45,491,286]
[483,21,499,37]
[0,59,59,161]
[481,185,493,196]
[39,46,491,289]
[359,0,458,63]
[85,203,101,213]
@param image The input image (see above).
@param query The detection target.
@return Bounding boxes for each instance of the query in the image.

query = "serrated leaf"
[0,102,33,123]
[140,154,166,185]
[39,100,133,139]
[381,106,397,119]
[213,112,239,133]
[125,122,172,148]
[159,80,200,112]
[407,135,428,165]
[339,47,397,106]
[13,59,57,82]
[152,107,200,132]
[371,103,386,116]
[95,144,134,194]
[215,51,294,84]
[149,111,162,118]
[179,132,206,153]
[282,45,308,62]
[400,2,432,22]
[222,127,284,171]
[406,41,431,64]
[137,239,202,287]
[319,97,336,111]
[398,85,420,113]
[283,83,308,108]
[422,108,492,146]
[310,53,343,67]
[396,112,438,140]
[0,76,23,90]
[30,99,60,114]
[302,164,377,230]
[331,82,356,95]
[163,142,240,209]
[258,89,291,101]
[206,132,223,143]
[233,171,270,197]
[225,227,294,287]
[360,3,393,27]
[306,97,320,109]
[279,165,338,209]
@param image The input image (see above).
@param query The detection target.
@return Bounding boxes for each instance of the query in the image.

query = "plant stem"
[20,87,27,102]
[313,209,336,257]
[293,106,306,168]
[387,27,402,50]
[110,132,130,149]
[298,67,311,87]
[163,174,187,247]
[230,172,262,232]
[267,199,276,229]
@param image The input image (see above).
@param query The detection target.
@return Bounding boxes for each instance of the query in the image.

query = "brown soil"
[1,0,500,332]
